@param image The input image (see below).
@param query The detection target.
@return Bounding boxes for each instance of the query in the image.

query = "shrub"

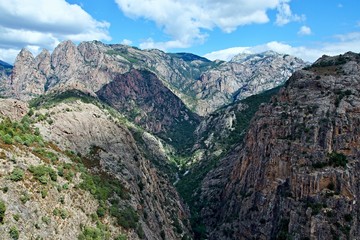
[110,206,139,229]
[329,152,347,167]
[29,165,57,184]
[20,192,30,204]
[9,226,19,239]
[0,200,6,224]
[115,234,127,240]
[13,214,20,221]
[9,168,24,181]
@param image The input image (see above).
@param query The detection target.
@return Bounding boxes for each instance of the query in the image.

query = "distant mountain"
[192,50,307,114]
[0,60,12,69]
[0,40,307,115]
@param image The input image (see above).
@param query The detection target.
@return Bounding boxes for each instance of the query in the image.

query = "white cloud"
[0,0,111,63]
[275,0,305,26]
[121,39,133,45]
[204,47,251,61]
[115,0,302,51]
[204,32,360,62]
[298,26,312,36]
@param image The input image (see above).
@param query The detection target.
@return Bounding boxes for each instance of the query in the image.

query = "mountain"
[0,40,307,116]
[197,52,360,239]
[192,50,307,114]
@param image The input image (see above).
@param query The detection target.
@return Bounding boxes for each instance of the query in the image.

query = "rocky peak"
[16,48,35,63]
[9,48,46,100]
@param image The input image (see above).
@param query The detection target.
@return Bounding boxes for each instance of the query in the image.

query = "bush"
[0,200,6,224]
[110,206,139,229]
[9,168,24,181]
[13,214,20,221]
[9,226,19,239]
[29,165,57,184]
[329,152,347,167]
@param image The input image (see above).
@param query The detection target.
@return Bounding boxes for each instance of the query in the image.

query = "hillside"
[0,96,191,240]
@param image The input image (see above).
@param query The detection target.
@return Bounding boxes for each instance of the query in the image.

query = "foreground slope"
[199,52,360,239]
[0,96,191,240]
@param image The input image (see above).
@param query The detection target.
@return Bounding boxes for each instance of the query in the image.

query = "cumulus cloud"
[115,0,302,51]
[0,0,111,63]
[204,32,360,62]
[275,0,305,26]
[298,26,312,36]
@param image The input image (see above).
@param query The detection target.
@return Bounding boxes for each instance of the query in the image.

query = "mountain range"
[0,40,358,240]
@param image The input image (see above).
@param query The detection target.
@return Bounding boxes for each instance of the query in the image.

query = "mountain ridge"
[0,40,307,116]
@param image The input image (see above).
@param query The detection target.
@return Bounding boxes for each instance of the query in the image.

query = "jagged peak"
[17,48,34,59]
[36,49,51,58]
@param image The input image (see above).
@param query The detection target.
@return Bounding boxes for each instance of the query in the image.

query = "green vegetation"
[312,152,348,169]
[9,168,24,181]
[329,152,347,167]
[29,89,99,109]
[109,206,139,229]
[29,165,57,184]
[0,116,44,147]
[53,208,69,219]
[33,148,59,163]
[277,218,291,240]
[115,234,127,240]
[78,173,128,201]
[9,226,19,239]
[78,222,111,240]
[20,192,30,204]
[13,214,20,221]
[0,200,6,224]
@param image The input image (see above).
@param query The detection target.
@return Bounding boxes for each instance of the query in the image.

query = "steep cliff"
[199,52,360,239]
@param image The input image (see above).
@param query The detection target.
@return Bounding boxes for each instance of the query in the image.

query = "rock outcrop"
[198,52,360,239]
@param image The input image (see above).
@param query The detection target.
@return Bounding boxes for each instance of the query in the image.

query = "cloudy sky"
[0,0,359,63]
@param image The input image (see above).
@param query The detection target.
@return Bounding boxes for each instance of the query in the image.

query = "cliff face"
[199,52,360,239]
[97,69,200,150]
[0,41,306,116]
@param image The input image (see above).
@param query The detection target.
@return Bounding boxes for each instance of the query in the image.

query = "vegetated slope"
[0,96,192,240]
[176,87,280,238]
[199,52,360,239]
[0,40,306,116]
[97,69,201,152]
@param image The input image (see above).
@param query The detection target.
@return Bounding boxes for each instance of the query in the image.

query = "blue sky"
[0,0,360,63]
